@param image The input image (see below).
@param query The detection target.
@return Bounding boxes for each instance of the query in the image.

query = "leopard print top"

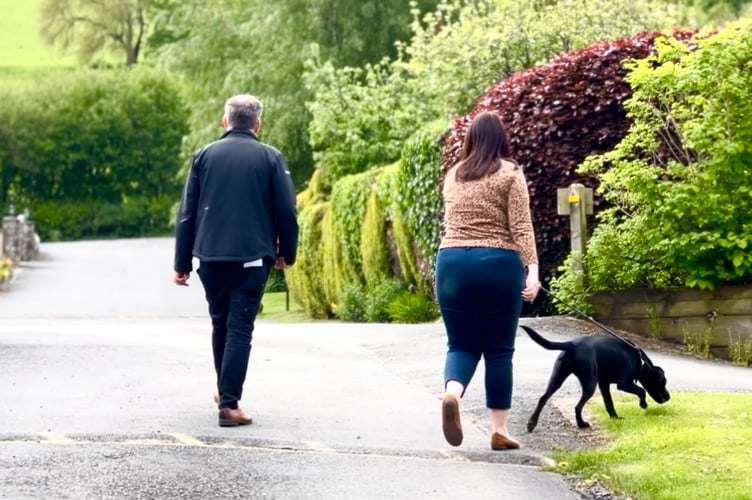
[440,159,538,266]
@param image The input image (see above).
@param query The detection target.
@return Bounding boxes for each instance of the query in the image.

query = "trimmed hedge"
[0,67,188,240]
[441,29,696,314]
[31,196,175,242]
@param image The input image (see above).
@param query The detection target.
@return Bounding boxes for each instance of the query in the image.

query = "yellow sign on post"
[557,185,593,215]
[556,183,593,273]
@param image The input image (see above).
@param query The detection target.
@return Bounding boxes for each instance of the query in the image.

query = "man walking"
[174,94,298,427]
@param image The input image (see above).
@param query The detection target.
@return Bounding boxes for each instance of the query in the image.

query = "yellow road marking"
[304,440,336,453]
[170,433,206,447]
[41,433,73,444]
[1,436,487,464]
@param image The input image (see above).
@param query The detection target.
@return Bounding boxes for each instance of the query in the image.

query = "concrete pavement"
[1,238,750,499]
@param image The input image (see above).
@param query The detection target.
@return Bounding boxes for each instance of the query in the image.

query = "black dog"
[521,325,670,432]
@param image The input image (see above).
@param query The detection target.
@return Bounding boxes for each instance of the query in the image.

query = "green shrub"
[31,195,175,242]
[0,257,12,283]
[304,0,682,186]
[330,170,374,285]
[265,267,287,293]
[386,290,440,324]
[364,277,406,323]
[334,282,367,322]
[361,169,393,287]
[395,122,446,295]
[319,206,348,310]
[573,22,752,292]
[0,67,188,240]
[285,202,331,318]
[391,209,423,292]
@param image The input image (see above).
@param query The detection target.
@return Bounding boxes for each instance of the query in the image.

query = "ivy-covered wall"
[285,122,444,319]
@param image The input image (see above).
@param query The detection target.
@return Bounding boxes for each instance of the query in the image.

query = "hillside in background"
[0,0,75,80]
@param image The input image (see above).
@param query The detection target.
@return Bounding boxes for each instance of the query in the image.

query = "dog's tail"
[519,325,574,352]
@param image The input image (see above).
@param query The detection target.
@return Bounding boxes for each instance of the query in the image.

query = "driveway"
[1,238,749,499]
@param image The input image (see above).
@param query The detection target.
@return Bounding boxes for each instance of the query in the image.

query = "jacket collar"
[221,128,258,140]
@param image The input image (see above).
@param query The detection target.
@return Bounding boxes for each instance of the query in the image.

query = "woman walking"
[436,111,540,450]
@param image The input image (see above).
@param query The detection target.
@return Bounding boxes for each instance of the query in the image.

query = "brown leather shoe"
[490,432,520,450]
[441,393,463,446]
[218,407,253,427]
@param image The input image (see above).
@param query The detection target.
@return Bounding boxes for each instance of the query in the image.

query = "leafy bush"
[304,0,684,185]
[0,257,12,283]
[361,168,393,286]
[31,196,176,242]
[442,29,697,314]
[334,282,367,322]
[329,170,374,284]
[265,268,287,293]
[0,67,188,240]
[573,22,752,292]
[395,121,447,295]
[386,290,440,323]
[320,206,348,309]
[364,277,406,323]
[285,202,331,318]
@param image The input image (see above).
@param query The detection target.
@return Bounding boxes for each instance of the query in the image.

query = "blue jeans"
[436,247,524,409]
[197,261,269,409]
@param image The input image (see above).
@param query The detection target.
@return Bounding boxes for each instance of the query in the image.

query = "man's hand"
[174,271,191,286]
[274,257,290,269]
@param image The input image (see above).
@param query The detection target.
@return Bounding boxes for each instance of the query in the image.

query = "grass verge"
[552,392,752,500]
[258,291,311,323]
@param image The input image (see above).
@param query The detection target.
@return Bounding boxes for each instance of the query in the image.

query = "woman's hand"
[521,264,540,303]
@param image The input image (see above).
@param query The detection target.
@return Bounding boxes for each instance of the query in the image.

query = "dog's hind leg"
[527,356,573,432]
[572,362,598,428]
[618,380,648,409]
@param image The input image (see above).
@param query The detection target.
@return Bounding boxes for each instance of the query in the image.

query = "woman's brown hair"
[455,111,517,181]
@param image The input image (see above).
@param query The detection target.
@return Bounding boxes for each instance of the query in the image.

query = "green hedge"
[0,67,188,240]
[31,196,175,242]
[361,166,393,287]
[286,123,446,320]
[285,201,330,318]
[395,121,446,295]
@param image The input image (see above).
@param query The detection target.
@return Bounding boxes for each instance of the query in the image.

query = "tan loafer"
[218,407,253,427]
[490,432,520,450]
[442,393,463,446]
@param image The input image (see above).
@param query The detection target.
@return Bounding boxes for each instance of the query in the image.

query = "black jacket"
[174,128,298,272]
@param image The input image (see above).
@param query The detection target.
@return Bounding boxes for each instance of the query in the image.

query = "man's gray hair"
[224,94,263,130]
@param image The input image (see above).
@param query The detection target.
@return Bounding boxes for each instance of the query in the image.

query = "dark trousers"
[197,261,268,409]
[436,247,524,409]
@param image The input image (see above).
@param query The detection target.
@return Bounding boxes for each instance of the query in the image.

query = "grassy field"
[258,291,311,323]
[553,392,752,499]
[0,0,76,69]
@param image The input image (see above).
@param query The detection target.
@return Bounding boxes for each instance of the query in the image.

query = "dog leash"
[538,285,638,350]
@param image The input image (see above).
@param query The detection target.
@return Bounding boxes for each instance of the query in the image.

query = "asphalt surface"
[1,238,750,500]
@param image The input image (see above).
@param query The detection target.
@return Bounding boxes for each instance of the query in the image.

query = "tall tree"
[150,0,439,187]
[40,0,153,66]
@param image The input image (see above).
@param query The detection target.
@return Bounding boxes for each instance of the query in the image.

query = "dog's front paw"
[640,400,648,409]
[577,421,590,429]
[527,419,537,433]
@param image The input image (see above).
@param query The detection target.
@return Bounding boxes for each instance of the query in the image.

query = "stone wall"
[2,212,40,264]
[590,286,752,363]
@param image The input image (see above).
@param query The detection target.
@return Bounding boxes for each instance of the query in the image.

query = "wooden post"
[557,183,593,271]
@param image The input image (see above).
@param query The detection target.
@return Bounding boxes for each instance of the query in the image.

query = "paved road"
[1,238,750,499]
